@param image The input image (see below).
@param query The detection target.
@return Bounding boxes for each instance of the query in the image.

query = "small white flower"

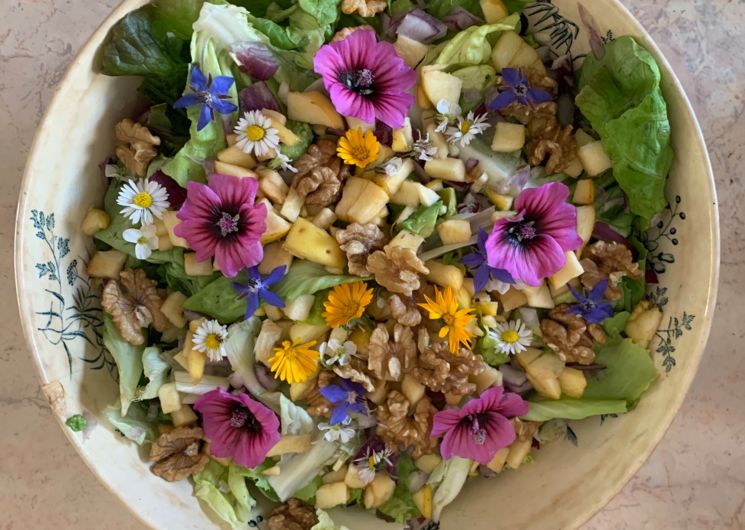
[381,157,403,176]
[318,417,356,444]
[435,99,461,133]
[319,339,356,367]
[353,446,394,485]
[412,133,438,161]
[274,152,298,173]
[105,163,126,180]
[234,110,280,157]
[484,277,512,295]
[117,178,170,226]
[447,111,491,147]
[492,319,532,355]
[122,224,158,260]
[192,319,229,362]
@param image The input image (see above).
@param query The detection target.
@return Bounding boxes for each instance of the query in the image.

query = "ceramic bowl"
[15,0,719,528]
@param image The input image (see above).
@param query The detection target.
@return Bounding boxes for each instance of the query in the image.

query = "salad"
[79,0,675,527]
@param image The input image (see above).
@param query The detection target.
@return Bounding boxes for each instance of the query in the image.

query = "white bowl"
[15,0,719,528]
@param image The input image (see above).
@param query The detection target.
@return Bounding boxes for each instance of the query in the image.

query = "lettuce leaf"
[378,454,421,523]
[428,456,471,521]
[103,402,158,445]
[312,508,351,530]
[450,65,497,91]
[425,0,482,19]
[268,439,338,501]
[138,347,170,400]
[230,459,280,502]
[522,398,628,422]
[576,36,674,224]
[298,0,341,27]
[102,314,144,416]
[274,261,364,299]
[435,15,519,66]
[280,394,315,435]
[397,200,442,237]
[183,274,246,323]
[194,460,256,529]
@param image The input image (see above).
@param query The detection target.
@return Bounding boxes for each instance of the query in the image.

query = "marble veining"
[0,0,741,528]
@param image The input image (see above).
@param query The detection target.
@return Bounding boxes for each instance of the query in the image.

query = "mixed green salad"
[78,0,674,527]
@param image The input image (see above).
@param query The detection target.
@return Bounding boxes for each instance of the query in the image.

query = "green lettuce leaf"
[138,347,170,400]
[476,330,510,367]
[311,508,351,530]
[522,398,628,422]
[294,476,323,503]
[450,64,497,91]
[428,456,471,521]
[194,460,255,529]
[102,314,144,416]
[602,311,630,337]
[576,36,674,223]
[230,460,280,502]
[103,402,158,445]
[247,13,299,50]
[274,261,364,299]
[398,200,442,237]
[425,0,482,19]
[145,103,190,156]
[268,440,338,501]
[435,15,520,66]
[437,188,457,218]
[379,454,421,523]
[298,0,341,27]
[183,274,245,323]
[151,0,205,40]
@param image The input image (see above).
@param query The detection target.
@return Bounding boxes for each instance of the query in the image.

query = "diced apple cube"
[486,447,510,473]
[415,454,442,474]
[485,188,514,210]
[480,0,508,22]
[282,294,315,321]
[373,158,414,196]
[425,260,464,291]
[395,34,430,68]
[471,366,503,393]
[416,82,433,109]
[563,158,584,178]
[335,177,390,224]
[388,230,424,251]
[161,292,188,328]
[289,323,329,344]
[574,129,595,146]
[559,367,587,399]
[578,141,612,177]
[255,320,283,365]
[311,208,337,230]
[86,250,127,279]
[499,287,528,311]
[418,183,442,206]
[217,145,257,168]
[324,466,348,484]
[491,122,526,153]
[316,482,349,510]
[213,161,258,179]
[184,253,213,276]
[525,353,564,399]
[522,281,555,309]
[364,473,395,509]
[515,348,543,369]
[625,301,664,347]
[257,168,289,205]
[171,405,198,427]
[258,242,294,276]
[401,373,426,406]
[390,180,422,207]
[261,201,292,244]
[425,124,450,159]
[266,434,312,457]
[279,187,304,222]
[421,66,463,108]
[158,382,181,414]
[81,207,110,235]
[287,91,345,130]
[436,220,472,245]
[162,211,189,248]
[576,205,596,247]
[392,118,414,153]
[345,116,374,132]
[549,252,584,291]
[261,108,286,126]
[477,300,499,316]
[412,484,433,519]
[283,218,345,268]
[344,464,368,489]
[506,437,532,469]
[573,179,595,205]
[157,234,173,251]
[424,158,466,182]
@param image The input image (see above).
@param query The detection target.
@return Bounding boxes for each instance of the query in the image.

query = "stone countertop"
[0,0,742,528]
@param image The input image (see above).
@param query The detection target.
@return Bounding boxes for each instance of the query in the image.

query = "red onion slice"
[396,9,447,44]
[232,41,278,81]
[238,82,281,114]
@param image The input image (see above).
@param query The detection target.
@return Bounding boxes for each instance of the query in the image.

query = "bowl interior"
[15,0,719,528]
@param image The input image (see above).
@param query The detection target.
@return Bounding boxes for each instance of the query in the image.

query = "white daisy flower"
[122,224,158,260]
[318,417,356,444]
[412,133,438,161]
[447,111,491,147]
[234,110,280,157]
[381,157,403,176]
[353,446,394,486]
[435,99,461,133]
[319,338,356,367]
[117,179,170,226]
[192,319,229,362]
[274,152,298,173]
[492,319,532,355]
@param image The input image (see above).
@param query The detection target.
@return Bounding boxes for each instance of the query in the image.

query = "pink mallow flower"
[431,386,529,465]
[313,28,417,129]
[175,173,266,277]
[485,182,583,286]
[194,388,280,468]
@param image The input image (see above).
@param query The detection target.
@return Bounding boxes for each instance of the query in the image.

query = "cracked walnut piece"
[389,294,422,327]
[266,498,319,530]
[115,119,160,177]
[335,223,388,276]
[149,426,209,482]
[367,246,430,296]
[368,323,417,381]
[580,241,643,301]
[376,391,437,458]
[541,304,607,365]
[101,268,170,346]
[292,140,349,207]
[333,356,376,392]
[341,0,386,17]
[414,340,485,398]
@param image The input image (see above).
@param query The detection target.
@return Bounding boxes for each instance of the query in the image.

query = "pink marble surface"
[1,0,741,528]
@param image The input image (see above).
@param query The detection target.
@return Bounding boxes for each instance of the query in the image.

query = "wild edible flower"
[411,132,438,161]
[318,417,356,444]
[319,338,356,367]
[568,280,614,324]
[492,319,532,355]
[313,28,417,128]
[175,173,267,278]
[418,285,476,354]
[323,282,374,328]
[319,378,368,425]
[234,110,280,157]
[232,266,286,319]
[123,224,158,260]
[192,319,229,362]
[380,157,403,176]
[173,65,238,131]
[268,338,319,384]
[193,388,280,468]
[117,178,169,225]
[435,99,461,133]
[485,182,583,286]
[461,228,515,292]
[273,152,298,173]
[352,438,394,485]
[489,67,552,111]
[447,111,490,147]
[337,129,381,169]
[431,386,528,464]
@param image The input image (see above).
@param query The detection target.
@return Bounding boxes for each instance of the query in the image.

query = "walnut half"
[115,119,160,177]
[149,426,209,482]
[367,246,430,296]
[580,241,643,301]
[341,0,386,17]
[376,391,437,458]
[541,304,607,365]
[292,140,349,208]
[368,323,417,382]
[266,498,319,530]
[413,339,485,398]
[335,223,388,276]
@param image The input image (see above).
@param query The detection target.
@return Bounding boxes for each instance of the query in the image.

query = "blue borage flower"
[489,67,553,110]
[231,266,286,319]
[567,279,614,324]
[461,228,515,293]
[174,65,238,131]
[320,378,368,425]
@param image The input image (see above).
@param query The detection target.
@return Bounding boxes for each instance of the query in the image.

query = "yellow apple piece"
[283,217,345,268]
[424,158,466,182]
[364,473,396,509]
[625,301,664,347]
[286,91,345,130]
[559,367,587,399]
[345,115,374,132]
[213,160,258,179]
[412,484,433,519]
[158,382,181,414]
[258,242,294,276]
[162,210,189,248]
[576,205,596,247]
[421,66,463,108]
[217,145,257,169]
[491,122,526,152]
[161,292,188,328]
[315,482,349,510]
[387,230,424,251]
[395,34,430,67]
[549,252,584,291]
[425,260,464,291]
[436,220,472,245]
[392,117,414,153]
[86,250,127,279]
[334,177,390,224]
[522,281,555,309]
[486,447,510,473]
[573,179,596,205]
[184,253,213,276]
[81,207,110,235]
[171,405,198,427]
[373,158,415,196]
[480,0,508,23]
[578,141,612,177]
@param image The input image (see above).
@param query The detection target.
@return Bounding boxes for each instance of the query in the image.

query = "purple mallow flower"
[313,28,417,129]
[175,173,267,278]
[461,228,515,293]
[489,68,553,110]
[485,182,583,286]
[174,65,238,131]
[431,386,528,465]
[567,280,614,324]
[193,388,280,468]
[232,266,286,319]
[320,378,368,425]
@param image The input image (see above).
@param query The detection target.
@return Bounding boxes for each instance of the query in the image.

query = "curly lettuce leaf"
[274,261,364,299]
[435,15,519,65]
[298,0,341,27]
[312,509,351,530]
[576,36,674,224]
[138,347,170,400]
[103,402,158,445]
[378,454,421,523]
[230,459,280,502]
[522,398,628,422]
[194,460,255,530]
[102,314,144,416]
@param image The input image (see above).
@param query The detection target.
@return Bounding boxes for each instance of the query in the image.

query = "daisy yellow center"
[204,333,222,350]
[368,456,376,469]
[501,329,520,343]
[246,124,266,141]
[133,192,153,208]
[460,121,472,134]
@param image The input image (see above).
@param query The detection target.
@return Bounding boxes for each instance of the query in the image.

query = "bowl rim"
[13,0,720,528]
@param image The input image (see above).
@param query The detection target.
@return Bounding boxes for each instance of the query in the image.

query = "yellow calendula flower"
[418,286,476,354]
[337,128,380,169]
[323,282,374,327]
[268,338,319,384]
